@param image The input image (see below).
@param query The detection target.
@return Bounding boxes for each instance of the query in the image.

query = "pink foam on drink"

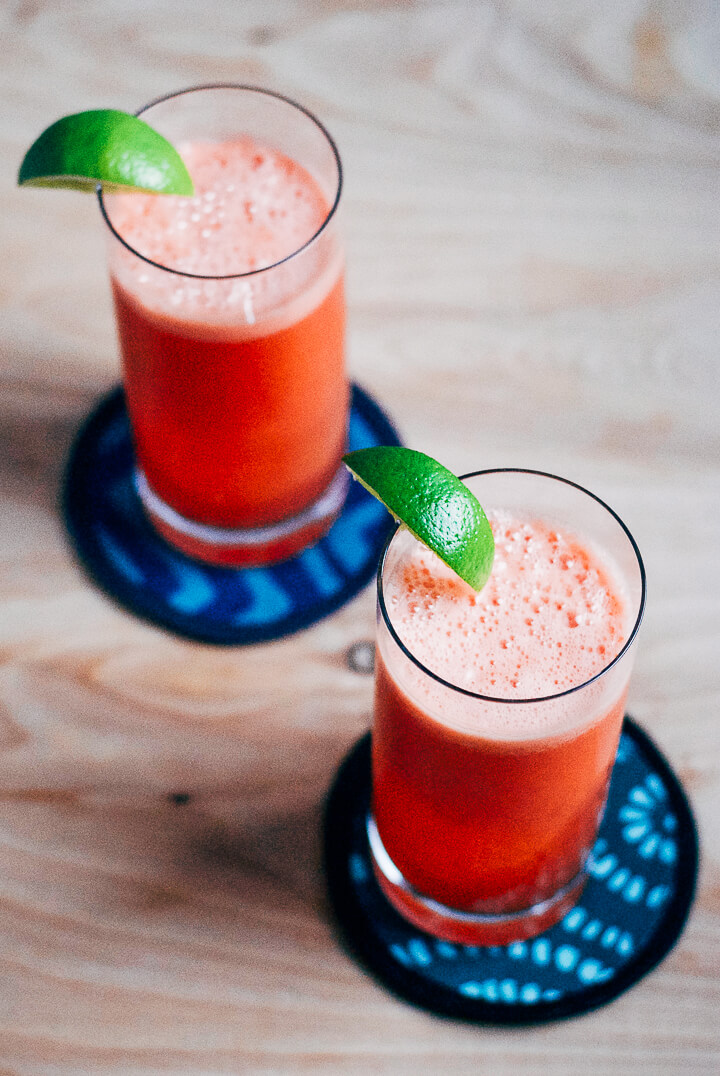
[383,512,631,738]
[104,138,340,330]
[111,138,327,273]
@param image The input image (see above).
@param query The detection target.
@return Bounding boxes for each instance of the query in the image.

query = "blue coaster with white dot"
[62,385,400,645]
[323,718,698,1024]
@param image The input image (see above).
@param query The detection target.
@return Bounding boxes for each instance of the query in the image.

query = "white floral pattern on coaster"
[324,718,698,1024]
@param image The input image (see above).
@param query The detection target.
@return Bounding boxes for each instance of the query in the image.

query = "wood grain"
[1,2,719,1072]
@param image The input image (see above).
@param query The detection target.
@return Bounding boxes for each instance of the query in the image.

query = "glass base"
[135,464,350,568]
[367,816,588,947]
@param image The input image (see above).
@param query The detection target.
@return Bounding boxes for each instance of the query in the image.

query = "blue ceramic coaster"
[62,385,400,645]
[323,719,698,1024]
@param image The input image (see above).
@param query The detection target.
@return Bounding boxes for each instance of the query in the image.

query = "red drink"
[111,271,345,533]
[370,471,645,944]
[100,88,346,566]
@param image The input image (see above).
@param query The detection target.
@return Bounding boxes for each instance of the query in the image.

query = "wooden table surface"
[2,2,719,1072]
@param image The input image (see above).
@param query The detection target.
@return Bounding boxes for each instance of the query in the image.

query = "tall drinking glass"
[99,85,346,567]
[369,469,646,945]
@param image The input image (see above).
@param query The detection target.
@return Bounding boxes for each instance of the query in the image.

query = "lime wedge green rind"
[343,446,495,591]
[18,110,194,195]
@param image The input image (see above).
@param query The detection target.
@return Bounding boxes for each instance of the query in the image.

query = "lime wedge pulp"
[343,446,495,591]
[18,110,194,195]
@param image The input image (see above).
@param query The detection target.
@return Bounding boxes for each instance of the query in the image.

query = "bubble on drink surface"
[112,138,327,274]
[104,135,339,327]
[384,513,632,738]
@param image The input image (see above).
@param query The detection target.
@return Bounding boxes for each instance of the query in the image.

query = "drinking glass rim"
[376,467,647,706]
[97,83,343,281]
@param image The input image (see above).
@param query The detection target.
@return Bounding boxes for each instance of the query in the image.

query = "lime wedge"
[343,446,494,591]
[18,110,194,195]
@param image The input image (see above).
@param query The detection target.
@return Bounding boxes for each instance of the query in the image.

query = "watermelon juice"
[100,87,346,566]
[370,470,645,944]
